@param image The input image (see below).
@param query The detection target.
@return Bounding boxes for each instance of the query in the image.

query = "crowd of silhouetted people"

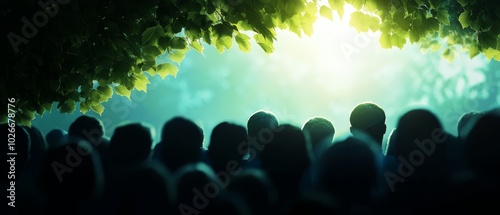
[2,102,500,215]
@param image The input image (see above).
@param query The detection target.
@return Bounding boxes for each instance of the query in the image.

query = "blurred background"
[31,12,500,148]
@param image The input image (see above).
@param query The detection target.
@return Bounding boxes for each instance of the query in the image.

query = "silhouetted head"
[260,124,311,197]
[208,122,247,173]
[109,122,154,165]
[394,109,448,181]
[226,169,278,215]
[350,102,386,146]
[23,125,47,159]
[114,161,174,215]
[175,162,220,207]
[68,115,106,147]
[45,128,68,147]
[318,136,380,205]
[465,108,500,179]
[1,124,30,184]
[302,117,334,160]
[247,110,279,156]
[159,117,204,172]
[457,111,483,141]
[37,138,104,203]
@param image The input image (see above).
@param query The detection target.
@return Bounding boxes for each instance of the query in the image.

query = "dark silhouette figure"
[45,128,68,147]
[226,169,278,215]
[317,136,381,212]
[448,108,500,214]
[68,115,109,154]
[349,102,387,147]
[208,122,247,175]
[21,126,47,179]
[457,111,483,142]
[464,108,500,180]
[37,139,104,215]
[112,161,174,215]
[384,109,455,214]
[260,124,311,208]
[245,110,279,169]
[108,122,154,165]
[302,116,335,160]
[157,117,204,172]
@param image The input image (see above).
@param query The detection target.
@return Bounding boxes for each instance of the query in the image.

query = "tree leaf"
[469,39,480,59]
[97,85,113,99]
[320,6,333,21]
[134,72,150,92]
[478,31,498,50]
[157,63,178,79]
[169,50,186,64]
[235,33,251,52]
[60,99,76,114]
[115,85,131,100]
[458,11,471,29]
[379,32,392,48]
[91,104,105,116]
[190,40,204,53]
[436,10,450,25]
[142,26,164,45]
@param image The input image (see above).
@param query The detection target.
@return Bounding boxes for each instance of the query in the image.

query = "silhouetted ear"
[382,124,387,134]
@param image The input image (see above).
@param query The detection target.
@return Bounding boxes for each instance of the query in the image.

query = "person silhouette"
[260,124,311,208]
[108,122,154,166]
[244,110,279,169]
[301,116,335,160]
[349,102,387,147]
[208,122,247,176]
[157,117,204,172]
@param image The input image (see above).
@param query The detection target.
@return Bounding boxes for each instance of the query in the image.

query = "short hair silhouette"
[349,102,386,146]
[260,124,311,200]
[208,122,247,174]
[226,169,278,215]
[109,122,154,165]
[393,109,448,183]
[45,128,68,147]
[247,110,279,138]
[318,136,380,205]
[302,116,334,159]
[159,117,204,171]
[465,108,500,179]
[175,162,221,210]
[114,162,174,215]
[68,115,107,151]
[457,111,483,141]
[37,139,104,212]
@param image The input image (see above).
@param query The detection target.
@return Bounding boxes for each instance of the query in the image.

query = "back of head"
[115,162,174,215]
[318,136,379,205]
[208,122,247,173]
[1,124,30,184]
[23,125,47,159]
[457,111,483,141]
[46,128,68,147]
[247,110,279,139]
[175,162,220,207]
[160,117,204,171]
[260,124,311,194]
[68,115,105,146]
[349,102,386,145]
[465,108,500,179]
[302,117,335,148]
[226,169,277,215]
[109,122,153,165]
[37,138,103,202]
[394,109,448,181]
